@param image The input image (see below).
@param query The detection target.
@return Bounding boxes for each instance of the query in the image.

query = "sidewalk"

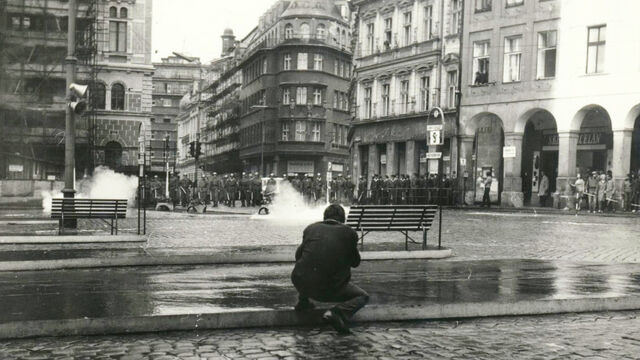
[2,259,640,339]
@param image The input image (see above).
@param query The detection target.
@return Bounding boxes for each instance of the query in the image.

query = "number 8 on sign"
[429,130,442,145]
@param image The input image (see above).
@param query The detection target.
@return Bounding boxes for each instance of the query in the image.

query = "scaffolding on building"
[0,0,103,180]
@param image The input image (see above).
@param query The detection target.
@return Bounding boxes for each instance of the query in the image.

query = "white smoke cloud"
[251,180,341,224]
[42,166,139,213]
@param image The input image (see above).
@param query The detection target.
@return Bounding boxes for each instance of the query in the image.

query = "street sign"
[426,152,442,159]
[503,146,517,158]
[428,130,443,145]
[460,158,467,166]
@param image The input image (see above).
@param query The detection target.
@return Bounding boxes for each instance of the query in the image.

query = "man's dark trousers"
[294,282,369,319]
[482,187,491,207]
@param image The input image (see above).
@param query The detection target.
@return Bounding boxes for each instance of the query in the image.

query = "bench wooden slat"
[346,205,440,251]
[51,198,128,235]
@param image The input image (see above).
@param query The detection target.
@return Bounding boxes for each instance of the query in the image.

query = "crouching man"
[291,204,369,334]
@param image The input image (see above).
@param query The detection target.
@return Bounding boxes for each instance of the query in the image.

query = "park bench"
[51,198,127,235]
[346,205,440,251]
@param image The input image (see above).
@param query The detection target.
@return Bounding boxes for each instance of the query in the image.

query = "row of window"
[475,0,554,13]
[89,82,142,112]
[242,90,267,114]
[364,1,461,56]
[360,71,458,119]
[280,121,349,145]
[283,22,349,46]
[472,26,604,85]
[282,87,323,106]
[282,53,352,78]
[153,82,191,95]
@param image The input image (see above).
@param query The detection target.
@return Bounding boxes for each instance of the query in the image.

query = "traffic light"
[195,141,203,159]
[189,141,195,157]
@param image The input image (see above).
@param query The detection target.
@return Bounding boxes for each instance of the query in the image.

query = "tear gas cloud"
[42,166,138,213]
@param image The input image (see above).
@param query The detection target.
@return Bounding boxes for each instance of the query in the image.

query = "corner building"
[237,0,353,177]
[351,0,462,186]
[460,0,640,208]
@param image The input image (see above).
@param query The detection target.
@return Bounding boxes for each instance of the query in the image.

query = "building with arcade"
[459,0,640,207]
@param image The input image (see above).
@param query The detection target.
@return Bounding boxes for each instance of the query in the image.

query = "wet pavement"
[1,259,640,323]
[2,208,639,264]
[1,311,640,359]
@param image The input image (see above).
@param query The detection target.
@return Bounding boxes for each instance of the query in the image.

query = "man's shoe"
[294,301,315,312]
[322,309,351,334]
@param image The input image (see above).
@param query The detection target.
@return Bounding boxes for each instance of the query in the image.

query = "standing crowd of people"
[572,170,640,213]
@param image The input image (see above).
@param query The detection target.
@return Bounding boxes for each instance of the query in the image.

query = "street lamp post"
[62,0,78,229]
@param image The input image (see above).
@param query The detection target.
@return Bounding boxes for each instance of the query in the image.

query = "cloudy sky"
[152,0,276,63]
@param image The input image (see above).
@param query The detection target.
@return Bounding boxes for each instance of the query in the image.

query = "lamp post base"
[61,188,77,230]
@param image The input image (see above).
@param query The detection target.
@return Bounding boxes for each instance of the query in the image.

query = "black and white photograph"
[0,0,640,358]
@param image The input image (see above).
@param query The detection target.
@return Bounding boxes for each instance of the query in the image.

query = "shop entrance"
[521,110,558,206]
[472,115,504,204]
[575,107,612,175]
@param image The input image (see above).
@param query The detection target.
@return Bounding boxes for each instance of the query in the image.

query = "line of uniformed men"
[169,172,263,208]
[360,173,454,205]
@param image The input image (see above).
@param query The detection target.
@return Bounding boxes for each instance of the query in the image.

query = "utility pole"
[62,0,78,229]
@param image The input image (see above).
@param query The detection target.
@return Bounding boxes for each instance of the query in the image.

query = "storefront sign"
[443,156,451,162]
[8,164,23,172]
[332,163,344,172]
[426,152,442,159]
[544,132,611,147]
[503,146,517,158]
[47,175,57,181]
[460,158,467,166]
[287,161,314,174]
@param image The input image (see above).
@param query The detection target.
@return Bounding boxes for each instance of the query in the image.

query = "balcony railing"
[356,38,441,67]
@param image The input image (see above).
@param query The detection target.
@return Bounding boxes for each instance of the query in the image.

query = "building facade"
[459,0,640,207]
[151,54,204,176]
[0,0,153,182]
[92,0,153,175]
[235,0,353,177]
[351,0,462,188]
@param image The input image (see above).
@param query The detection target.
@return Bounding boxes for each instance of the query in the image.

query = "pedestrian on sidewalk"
[539,172,549,207]
[623,174,632,212]
[605,174,617,213]
[572,173,585,211]
[587,171,599,213]
[481,173,492,208]
[597,173,607,213]
[291,204,369,334]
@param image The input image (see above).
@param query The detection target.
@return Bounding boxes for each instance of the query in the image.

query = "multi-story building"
[201,64,243,174]
[1,0,153,184]
[351,0,461,187]
[235,0,354,177]
[151,54,205,176]
[459,0,640,207]
[175,55,229,180]
[93,1,153,176]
